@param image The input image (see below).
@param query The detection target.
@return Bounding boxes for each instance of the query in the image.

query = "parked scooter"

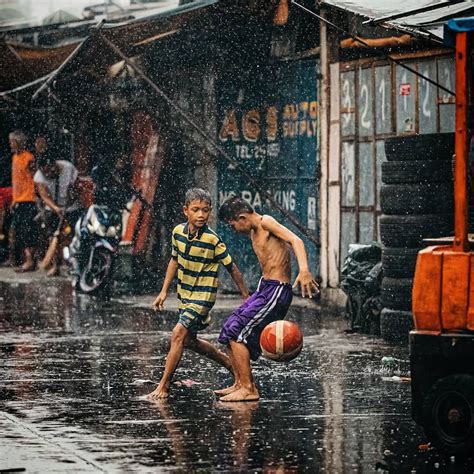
[64,204,122,295]
[64,161,151,295]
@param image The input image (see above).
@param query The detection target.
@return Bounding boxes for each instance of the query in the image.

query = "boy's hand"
[292,270,320,298]
[54,205,64,217]
[152,291,167,311]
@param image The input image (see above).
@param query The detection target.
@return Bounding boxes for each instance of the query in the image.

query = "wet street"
[0,274,473,473]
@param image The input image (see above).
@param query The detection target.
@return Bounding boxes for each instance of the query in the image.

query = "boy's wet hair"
[185,188,212,207]
[36,131,53,143]
[218,196,254,221]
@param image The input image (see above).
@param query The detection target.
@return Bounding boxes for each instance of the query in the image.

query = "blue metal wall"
[216,59,320,291]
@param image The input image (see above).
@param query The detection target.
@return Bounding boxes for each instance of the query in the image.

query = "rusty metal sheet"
[321,0,474,38]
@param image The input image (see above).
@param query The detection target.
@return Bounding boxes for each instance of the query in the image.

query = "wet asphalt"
[0,272,473,473]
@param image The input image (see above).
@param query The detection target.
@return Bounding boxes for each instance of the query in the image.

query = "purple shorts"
[218,278,293,360]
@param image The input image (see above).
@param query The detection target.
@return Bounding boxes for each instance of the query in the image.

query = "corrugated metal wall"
[339,54,456,265]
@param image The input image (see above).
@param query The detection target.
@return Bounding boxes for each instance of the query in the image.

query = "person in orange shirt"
[9,131,37,272]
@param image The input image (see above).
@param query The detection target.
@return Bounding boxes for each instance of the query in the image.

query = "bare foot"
[46,266,60,277]
[220,387,260,402]
[214,384,240,397]
[146,386,170,400]
[15,262,35,273]
[216,400,260,411]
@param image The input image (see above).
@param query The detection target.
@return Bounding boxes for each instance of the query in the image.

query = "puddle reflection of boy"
[151,398,258,469]
[147,189,248,400]
[216,197,319,402]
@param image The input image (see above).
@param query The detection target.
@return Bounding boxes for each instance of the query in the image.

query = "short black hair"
[37,153,56,169]
[185,188,211,207]
[36,132,53,143]
[218,196,254,221]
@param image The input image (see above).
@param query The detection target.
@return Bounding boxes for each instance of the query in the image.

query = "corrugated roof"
[0,0,218,97]
[321,0,474,39]
[42,10,80,26]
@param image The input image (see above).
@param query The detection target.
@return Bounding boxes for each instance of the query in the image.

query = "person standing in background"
[9,130,37,272]
[34,135,82,277]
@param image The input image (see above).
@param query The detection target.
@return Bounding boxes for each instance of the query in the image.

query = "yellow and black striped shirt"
[172,223,233,319]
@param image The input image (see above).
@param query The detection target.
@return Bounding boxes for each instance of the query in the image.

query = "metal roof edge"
[101,0,218,29]
[318,1,442,44]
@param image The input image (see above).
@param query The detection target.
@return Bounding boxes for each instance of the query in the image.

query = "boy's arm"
[225,263,249,300]
[152,258,178,311]
[261,215,319,298]
[215,239,249,300]
[36,182,62,215]
[27,156,36,175]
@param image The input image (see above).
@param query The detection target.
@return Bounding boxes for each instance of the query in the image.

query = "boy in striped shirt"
[147,188,248,400]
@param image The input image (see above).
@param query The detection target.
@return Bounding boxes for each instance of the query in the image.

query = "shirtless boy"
[147,189,248,400]
[216,197,319,402]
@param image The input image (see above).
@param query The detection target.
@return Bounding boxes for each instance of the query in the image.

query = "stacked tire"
[380,133,454,343]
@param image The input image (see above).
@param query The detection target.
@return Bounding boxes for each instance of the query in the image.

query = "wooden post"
[453,32,469,252]
[320,7,329,287]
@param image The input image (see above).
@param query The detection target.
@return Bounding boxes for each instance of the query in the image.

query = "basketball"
[260,320,303,362]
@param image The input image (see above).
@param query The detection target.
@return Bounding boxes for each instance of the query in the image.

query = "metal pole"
[98,32,320,246]
[32,39,88,101]
[453,31,469,252]
[319,5,330,286]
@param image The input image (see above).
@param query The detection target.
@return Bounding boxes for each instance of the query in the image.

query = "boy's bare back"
[250,215,292,283]
[218,197,319,298]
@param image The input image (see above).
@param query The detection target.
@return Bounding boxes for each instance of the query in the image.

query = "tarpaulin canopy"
[0,41,80,94]
[321,0,474,40]
[42,10,80,26]
[0,0,218,97]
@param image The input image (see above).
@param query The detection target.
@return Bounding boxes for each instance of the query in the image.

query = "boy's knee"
[184,335,198,349]
[171,324,188,345]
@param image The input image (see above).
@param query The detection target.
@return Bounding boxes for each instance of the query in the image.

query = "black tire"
[380,308,413,343]
[422,374,474,455]
[381,277,413,311]
[380,214,453,248]
[385,133,454,162]
[79,247,113,295]
[381,160,452,185]
[382,247,420,278]
[380,183,453,215]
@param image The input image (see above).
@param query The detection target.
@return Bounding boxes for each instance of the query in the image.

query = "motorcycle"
[64,204,122,295]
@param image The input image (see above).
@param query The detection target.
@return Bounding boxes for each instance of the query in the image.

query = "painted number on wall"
[307,197,316,230]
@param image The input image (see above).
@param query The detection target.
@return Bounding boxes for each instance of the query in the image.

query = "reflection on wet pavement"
[0,280,473,472]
